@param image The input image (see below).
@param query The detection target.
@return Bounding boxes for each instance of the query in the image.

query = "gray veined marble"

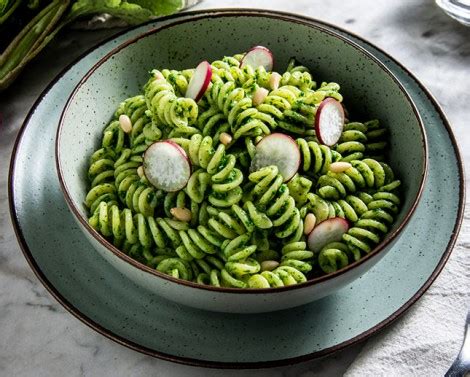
[1,0,469,376]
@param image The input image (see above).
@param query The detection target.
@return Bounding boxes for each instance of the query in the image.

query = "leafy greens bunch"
[0,0,184,89]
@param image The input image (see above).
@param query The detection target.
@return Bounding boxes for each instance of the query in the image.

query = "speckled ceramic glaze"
[9,10,463,367]
[55,12,426,314]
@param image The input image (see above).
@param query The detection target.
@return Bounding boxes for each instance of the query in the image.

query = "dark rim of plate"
[8,9,464,369]
[55,9,428,294]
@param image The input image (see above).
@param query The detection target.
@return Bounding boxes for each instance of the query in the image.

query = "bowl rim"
[56,10,428,294]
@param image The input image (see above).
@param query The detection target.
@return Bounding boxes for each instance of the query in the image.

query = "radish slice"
[186,61,212,102]
[143,141,191,192]
[250,133,300,182]
[315,98,345,146]
[241,46,274,71]
[307,217,349,253]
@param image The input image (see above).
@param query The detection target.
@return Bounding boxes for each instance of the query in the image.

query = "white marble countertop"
[1,1,469,376]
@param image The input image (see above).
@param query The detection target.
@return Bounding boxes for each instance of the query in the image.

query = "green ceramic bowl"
[56,12,427,313]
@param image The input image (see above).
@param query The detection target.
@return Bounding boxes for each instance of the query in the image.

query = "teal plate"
[9,10,464,368]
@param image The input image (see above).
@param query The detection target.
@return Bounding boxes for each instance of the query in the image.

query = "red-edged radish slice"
[240,46,274,71]
[143,141,191,192]
[186,61,212,101]
[307,217,349,253]
[250,133,300,182]
[315,98,345,146]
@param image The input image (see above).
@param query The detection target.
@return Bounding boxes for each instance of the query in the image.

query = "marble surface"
[1,0,469,376]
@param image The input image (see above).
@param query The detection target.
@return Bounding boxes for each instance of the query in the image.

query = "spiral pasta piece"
[316,81,343,102]
[335,122,368,162]
[287,174,313,206]
[197,106,230,141]
[144,74,198,134]
[113,149,161,217]
[331,192,373,222]
[281,70,316,92]
[89,202,184,251]
[206,80,270,139]
[241,66,274,90]
[175,227,221,261]
[198,257,262,289]
[280,241,314,273]
[163,190,208,227]
[210,55,244,83]
[301,193,337,224]
[272,82,343,136]
[280,58,315,90]
[101,119,126,153]
[115,95,161,156]
[171,134,244,208]
[85,147,118,212]
[85,183,118,216]
[245,166,302,238]
[211,56,279,91]
[273,88,326,135]
[156,257,193,280]
[297,138,342,176]
[191,255,226,285]
[256,85,304,134]
[88,148,116,189]
[207,204,251,235]
[223,233,258,261]
[317,158,389,200]
[342,188,400,254]
[364,119,388,161]
[158,68,193,96]
[216,63,255,87]
[318,242,351,273]
[247,265,307,288]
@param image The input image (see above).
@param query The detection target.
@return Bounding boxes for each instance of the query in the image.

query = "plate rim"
[55,9,428,295]
[8,8,465,369]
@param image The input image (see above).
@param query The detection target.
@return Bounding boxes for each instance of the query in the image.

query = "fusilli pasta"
[84,48,402,289]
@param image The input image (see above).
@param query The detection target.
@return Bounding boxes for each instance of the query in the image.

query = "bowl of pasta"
[56,10,427,313]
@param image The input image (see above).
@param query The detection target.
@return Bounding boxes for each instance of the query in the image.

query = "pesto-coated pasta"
[85,48,402,289]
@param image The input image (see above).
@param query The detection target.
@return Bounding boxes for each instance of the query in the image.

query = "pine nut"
[252,87,269,106]
[170,207,192,222]
[137,165,144,178]
[260,260,280,272]
[304,213,316,235]
[119,114,132,133]
[269,72,282,90]
[330,161,352,173]
[219,132,232,146]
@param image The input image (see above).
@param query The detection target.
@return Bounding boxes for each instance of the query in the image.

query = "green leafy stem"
[0,0,185,90]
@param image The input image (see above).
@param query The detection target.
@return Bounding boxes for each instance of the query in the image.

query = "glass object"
[436,0,470,26]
